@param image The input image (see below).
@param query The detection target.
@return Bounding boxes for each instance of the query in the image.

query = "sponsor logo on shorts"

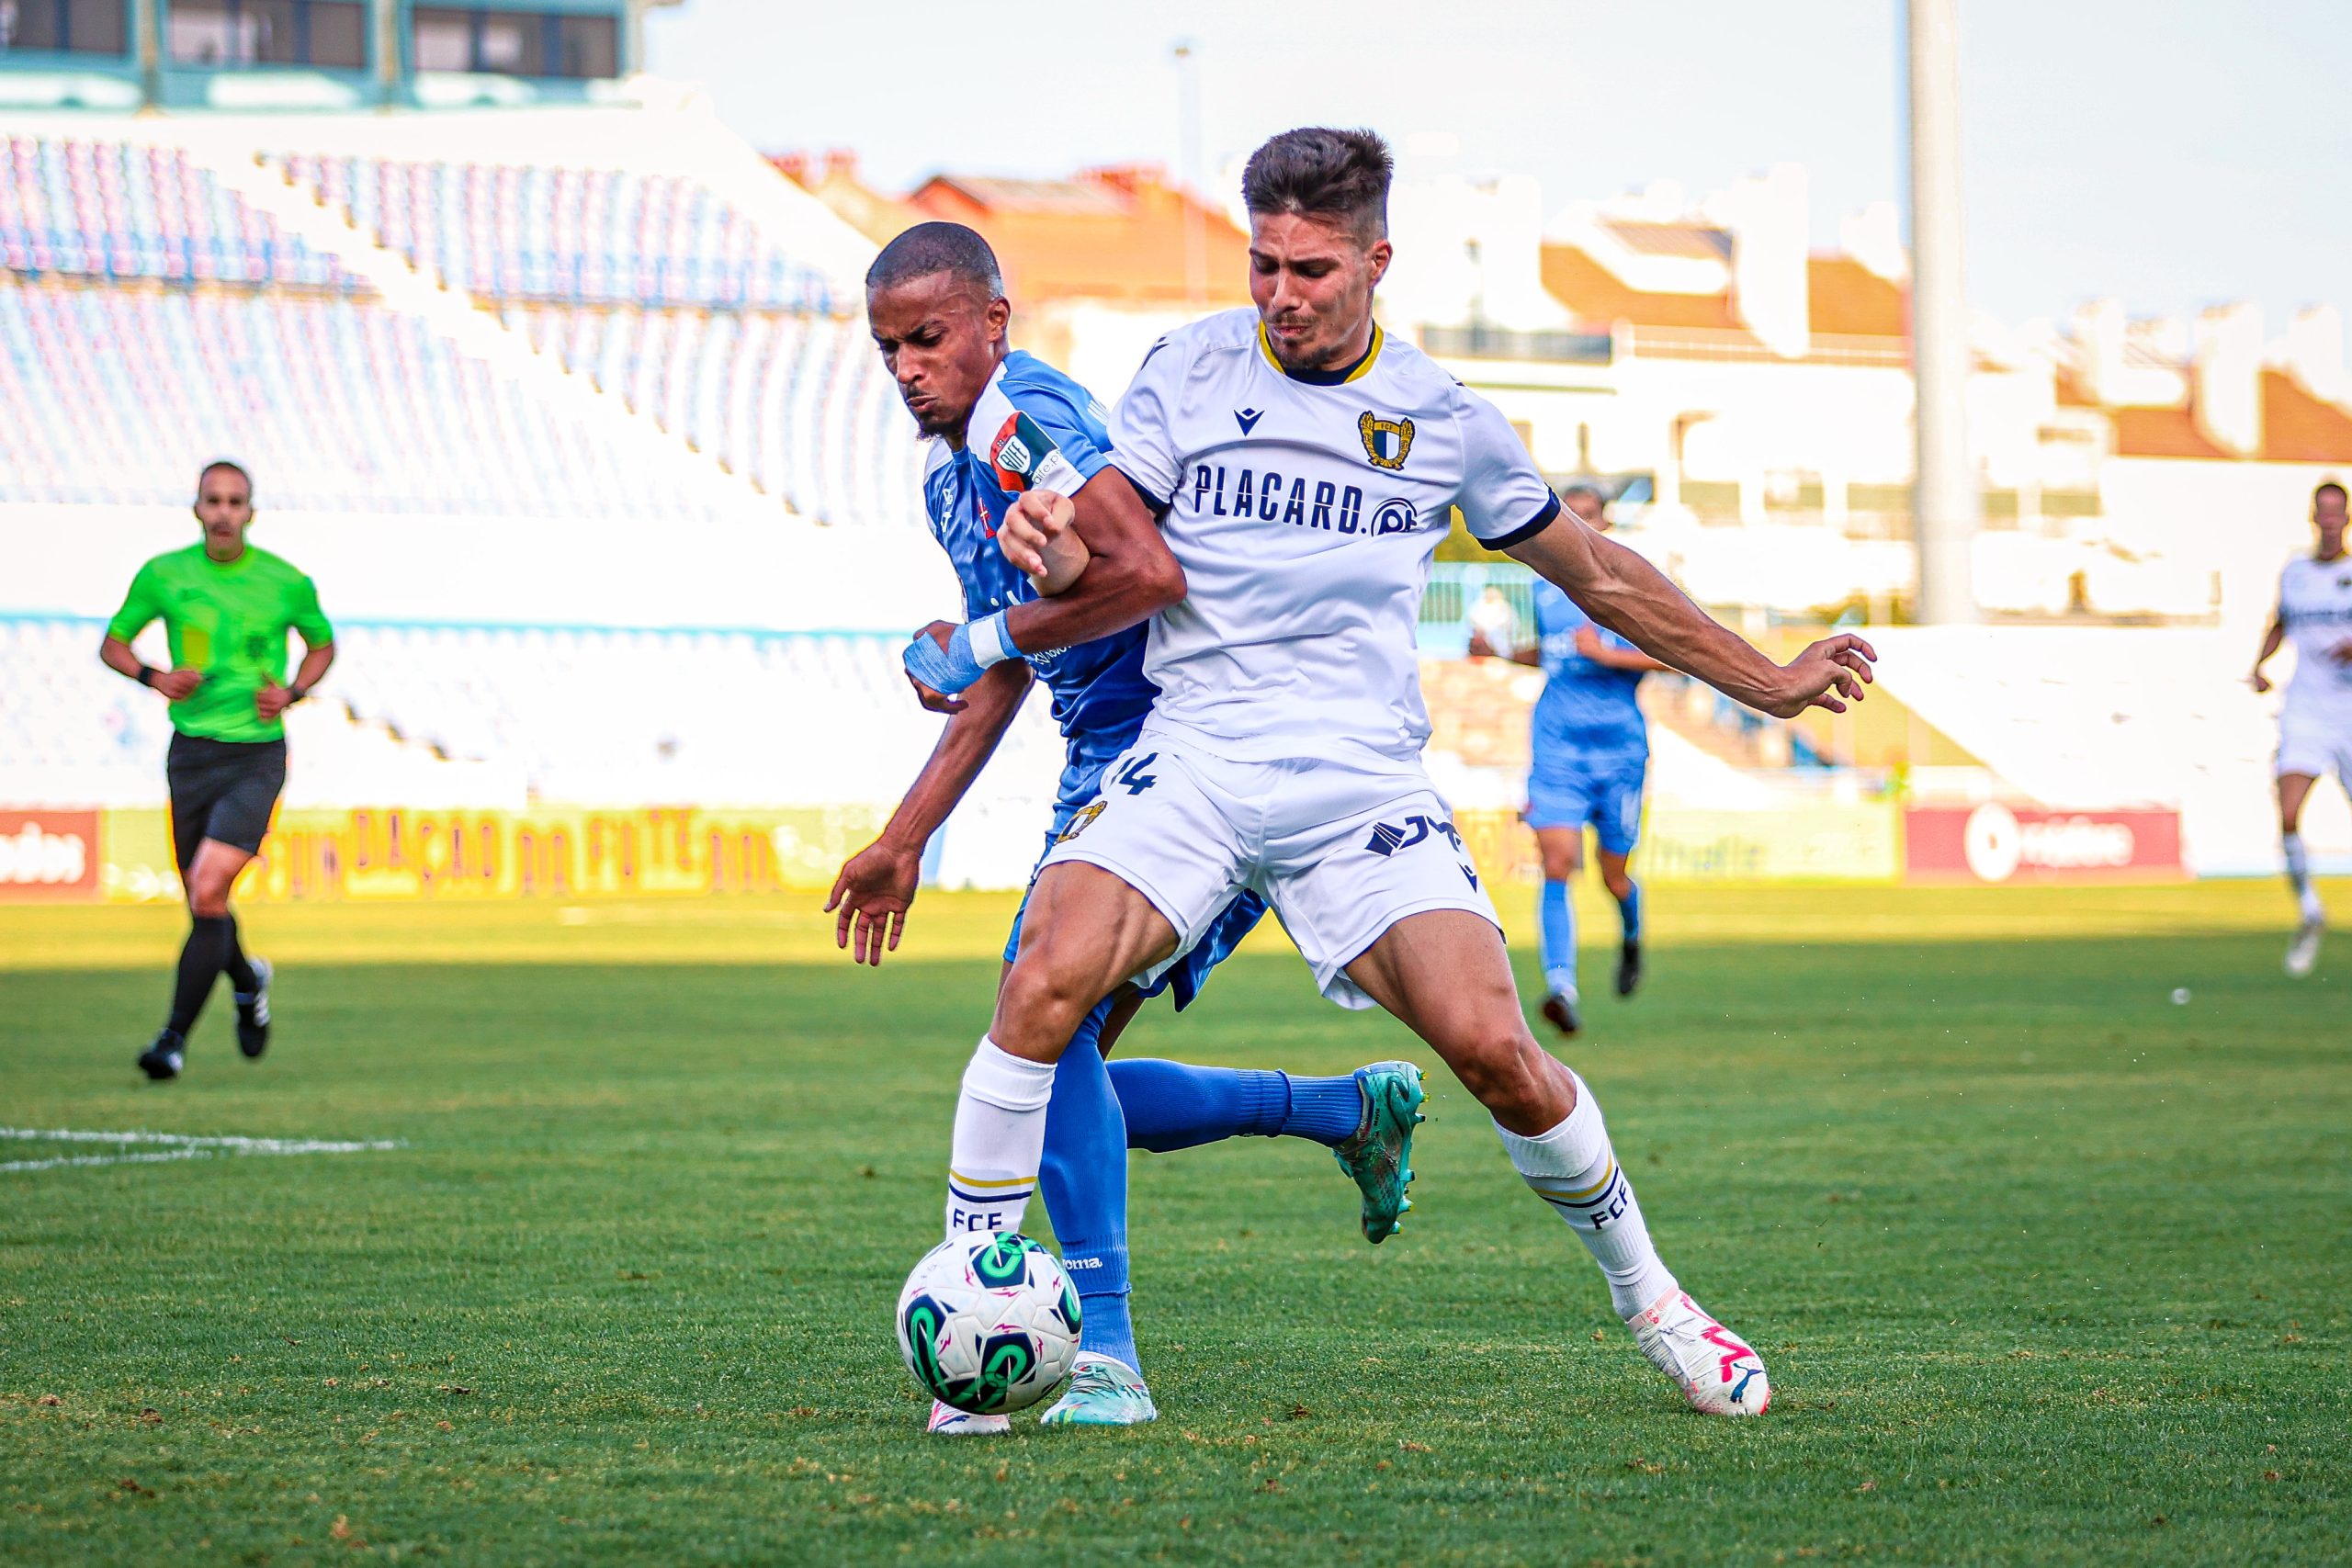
[1363,813,1464,858]
[1055,800,1107,843]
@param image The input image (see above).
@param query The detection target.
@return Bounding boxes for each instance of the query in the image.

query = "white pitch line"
[0,1148,215,1174]
[0,1127,405,1174]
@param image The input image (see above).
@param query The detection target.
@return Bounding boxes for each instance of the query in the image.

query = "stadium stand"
[0,614,1058,816]
[0,614,524,813]
[497,302,927,531]
[274,153,835,310]
[0,272,753,518]
[0,120,930,524]
[2,135,351,288]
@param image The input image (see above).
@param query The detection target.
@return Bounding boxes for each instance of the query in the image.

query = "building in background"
[0,0,671,111]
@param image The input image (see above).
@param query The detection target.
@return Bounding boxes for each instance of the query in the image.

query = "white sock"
[2284,832,2324,922]
[945,1036,1056,1239]
[1495,1070,1678,1318]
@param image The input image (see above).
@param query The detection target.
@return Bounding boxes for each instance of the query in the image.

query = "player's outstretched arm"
[902,468,1182,698]
[999,490,1091,596]
[1505,518,1875,717]
[1000,466,1182,632]
[827,658,1033,965]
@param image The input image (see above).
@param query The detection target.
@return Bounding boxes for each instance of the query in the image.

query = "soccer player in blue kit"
[828,222,1425,1433]
[1470,482,1671,1034]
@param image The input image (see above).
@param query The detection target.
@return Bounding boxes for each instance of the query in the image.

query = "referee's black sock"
[221,914,259,995]
[167,915,234,1035]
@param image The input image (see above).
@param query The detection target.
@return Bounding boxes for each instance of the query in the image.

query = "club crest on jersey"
[1056,800,1107,843]
[989,411,1054,492]
[1359,412,1415,470]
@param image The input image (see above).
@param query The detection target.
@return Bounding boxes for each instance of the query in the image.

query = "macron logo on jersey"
[1234,407,1264,435]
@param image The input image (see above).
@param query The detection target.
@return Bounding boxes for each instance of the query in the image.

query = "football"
[895,1233,1082,1415]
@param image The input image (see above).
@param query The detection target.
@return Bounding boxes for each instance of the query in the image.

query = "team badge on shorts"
[1359,412,1415,470]
[1056,800,1107,843]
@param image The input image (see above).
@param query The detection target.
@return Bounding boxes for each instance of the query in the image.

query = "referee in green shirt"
[100,461,335,1080]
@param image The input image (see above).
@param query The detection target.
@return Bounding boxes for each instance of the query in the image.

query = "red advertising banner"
[1905,803,2183,884]
[0,809,102,902]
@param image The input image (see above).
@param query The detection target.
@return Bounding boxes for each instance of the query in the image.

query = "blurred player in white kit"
[2251,479,2352,976]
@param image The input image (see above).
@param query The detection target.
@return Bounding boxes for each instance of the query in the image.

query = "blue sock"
[1105,1059,1363,1150]
[1540,877,1578,998]
[1278,1075,1365,1145]
[1036,1000,1138,1371]
[1617,880,1643,942]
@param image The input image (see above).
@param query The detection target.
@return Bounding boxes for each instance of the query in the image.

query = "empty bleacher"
[0,274,751,519]
[0,615,1065,818]
[3,136,351,289]
[498,302,925,530]
[276,152,835,310]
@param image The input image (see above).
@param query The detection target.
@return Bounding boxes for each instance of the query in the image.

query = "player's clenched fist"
[1766,633,1878,717]
[998,489,1091,596]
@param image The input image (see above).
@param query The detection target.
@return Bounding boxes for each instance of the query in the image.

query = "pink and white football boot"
[1627,1288,1771,1416]
[926,1401,1010,1437]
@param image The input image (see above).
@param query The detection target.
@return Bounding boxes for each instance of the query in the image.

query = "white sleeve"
[1453,387,1560,548]
[1105,335,1187,510]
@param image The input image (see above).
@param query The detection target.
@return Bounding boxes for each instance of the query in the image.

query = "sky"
[646,0,2352,335]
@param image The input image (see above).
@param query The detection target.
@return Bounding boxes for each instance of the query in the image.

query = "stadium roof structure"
[0,0,662,112]
[779,152,1253,310]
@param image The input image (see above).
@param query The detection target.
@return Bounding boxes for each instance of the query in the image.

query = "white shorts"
[2278,707,2352,788]
[1040,728,1501,1010]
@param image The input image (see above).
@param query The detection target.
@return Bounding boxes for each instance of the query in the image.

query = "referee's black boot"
[234,956,273,1059]
[138,1030,187,1081]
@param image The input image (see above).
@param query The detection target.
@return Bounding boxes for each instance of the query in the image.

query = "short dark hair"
[2317,480,2347,506]
[1241,127,1392,243]
[865,220,1003,298]
[199,459,252,498]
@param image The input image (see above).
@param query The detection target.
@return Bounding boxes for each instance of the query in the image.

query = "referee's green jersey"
[107,543,334,743]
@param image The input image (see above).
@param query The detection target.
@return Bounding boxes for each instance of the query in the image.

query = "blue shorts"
[1524,757,1647,856]
[1002,755,1268,1012]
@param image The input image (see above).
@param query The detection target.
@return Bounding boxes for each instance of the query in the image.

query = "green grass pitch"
[1,881,2346,1565]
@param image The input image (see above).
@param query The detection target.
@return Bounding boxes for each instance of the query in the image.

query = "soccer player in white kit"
[2251,479,2352,976]
[902,128,1876,1418]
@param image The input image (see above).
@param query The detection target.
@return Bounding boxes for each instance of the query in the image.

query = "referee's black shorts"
[167,733,288,874]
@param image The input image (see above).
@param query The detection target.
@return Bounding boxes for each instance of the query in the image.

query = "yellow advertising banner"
[96,805,890,904]
[1456,800,1901,886]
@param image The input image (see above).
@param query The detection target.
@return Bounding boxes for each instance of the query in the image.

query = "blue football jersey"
[919,351,1158,778]
[1530,579,1649,766]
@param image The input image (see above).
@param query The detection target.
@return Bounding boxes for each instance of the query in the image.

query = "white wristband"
[968,609,1017,670]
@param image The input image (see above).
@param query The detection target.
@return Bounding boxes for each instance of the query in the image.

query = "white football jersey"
[1109,308,1559,764]
[2278,554,2352,721]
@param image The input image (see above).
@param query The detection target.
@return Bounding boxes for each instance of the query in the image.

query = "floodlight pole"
[1172,39,1206,307]
[1907,0,1977,624]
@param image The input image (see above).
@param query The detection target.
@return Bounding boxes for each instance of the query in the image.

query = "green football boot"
[1038,1354,1159,1427]
[1332,1059,1425,1244]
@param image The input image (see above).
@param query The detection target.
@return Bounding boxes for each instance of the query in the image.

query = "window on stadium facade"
[411,6,618,80]
[0,0,130,55]
[166,0,367,69]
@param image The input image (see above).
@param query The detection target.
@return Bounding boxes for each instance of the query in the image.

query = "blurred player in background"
[1470,482,1671,1034]
[98,461,334,1079]
[2251,479,2352,976]
[833,222,1426,1433]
